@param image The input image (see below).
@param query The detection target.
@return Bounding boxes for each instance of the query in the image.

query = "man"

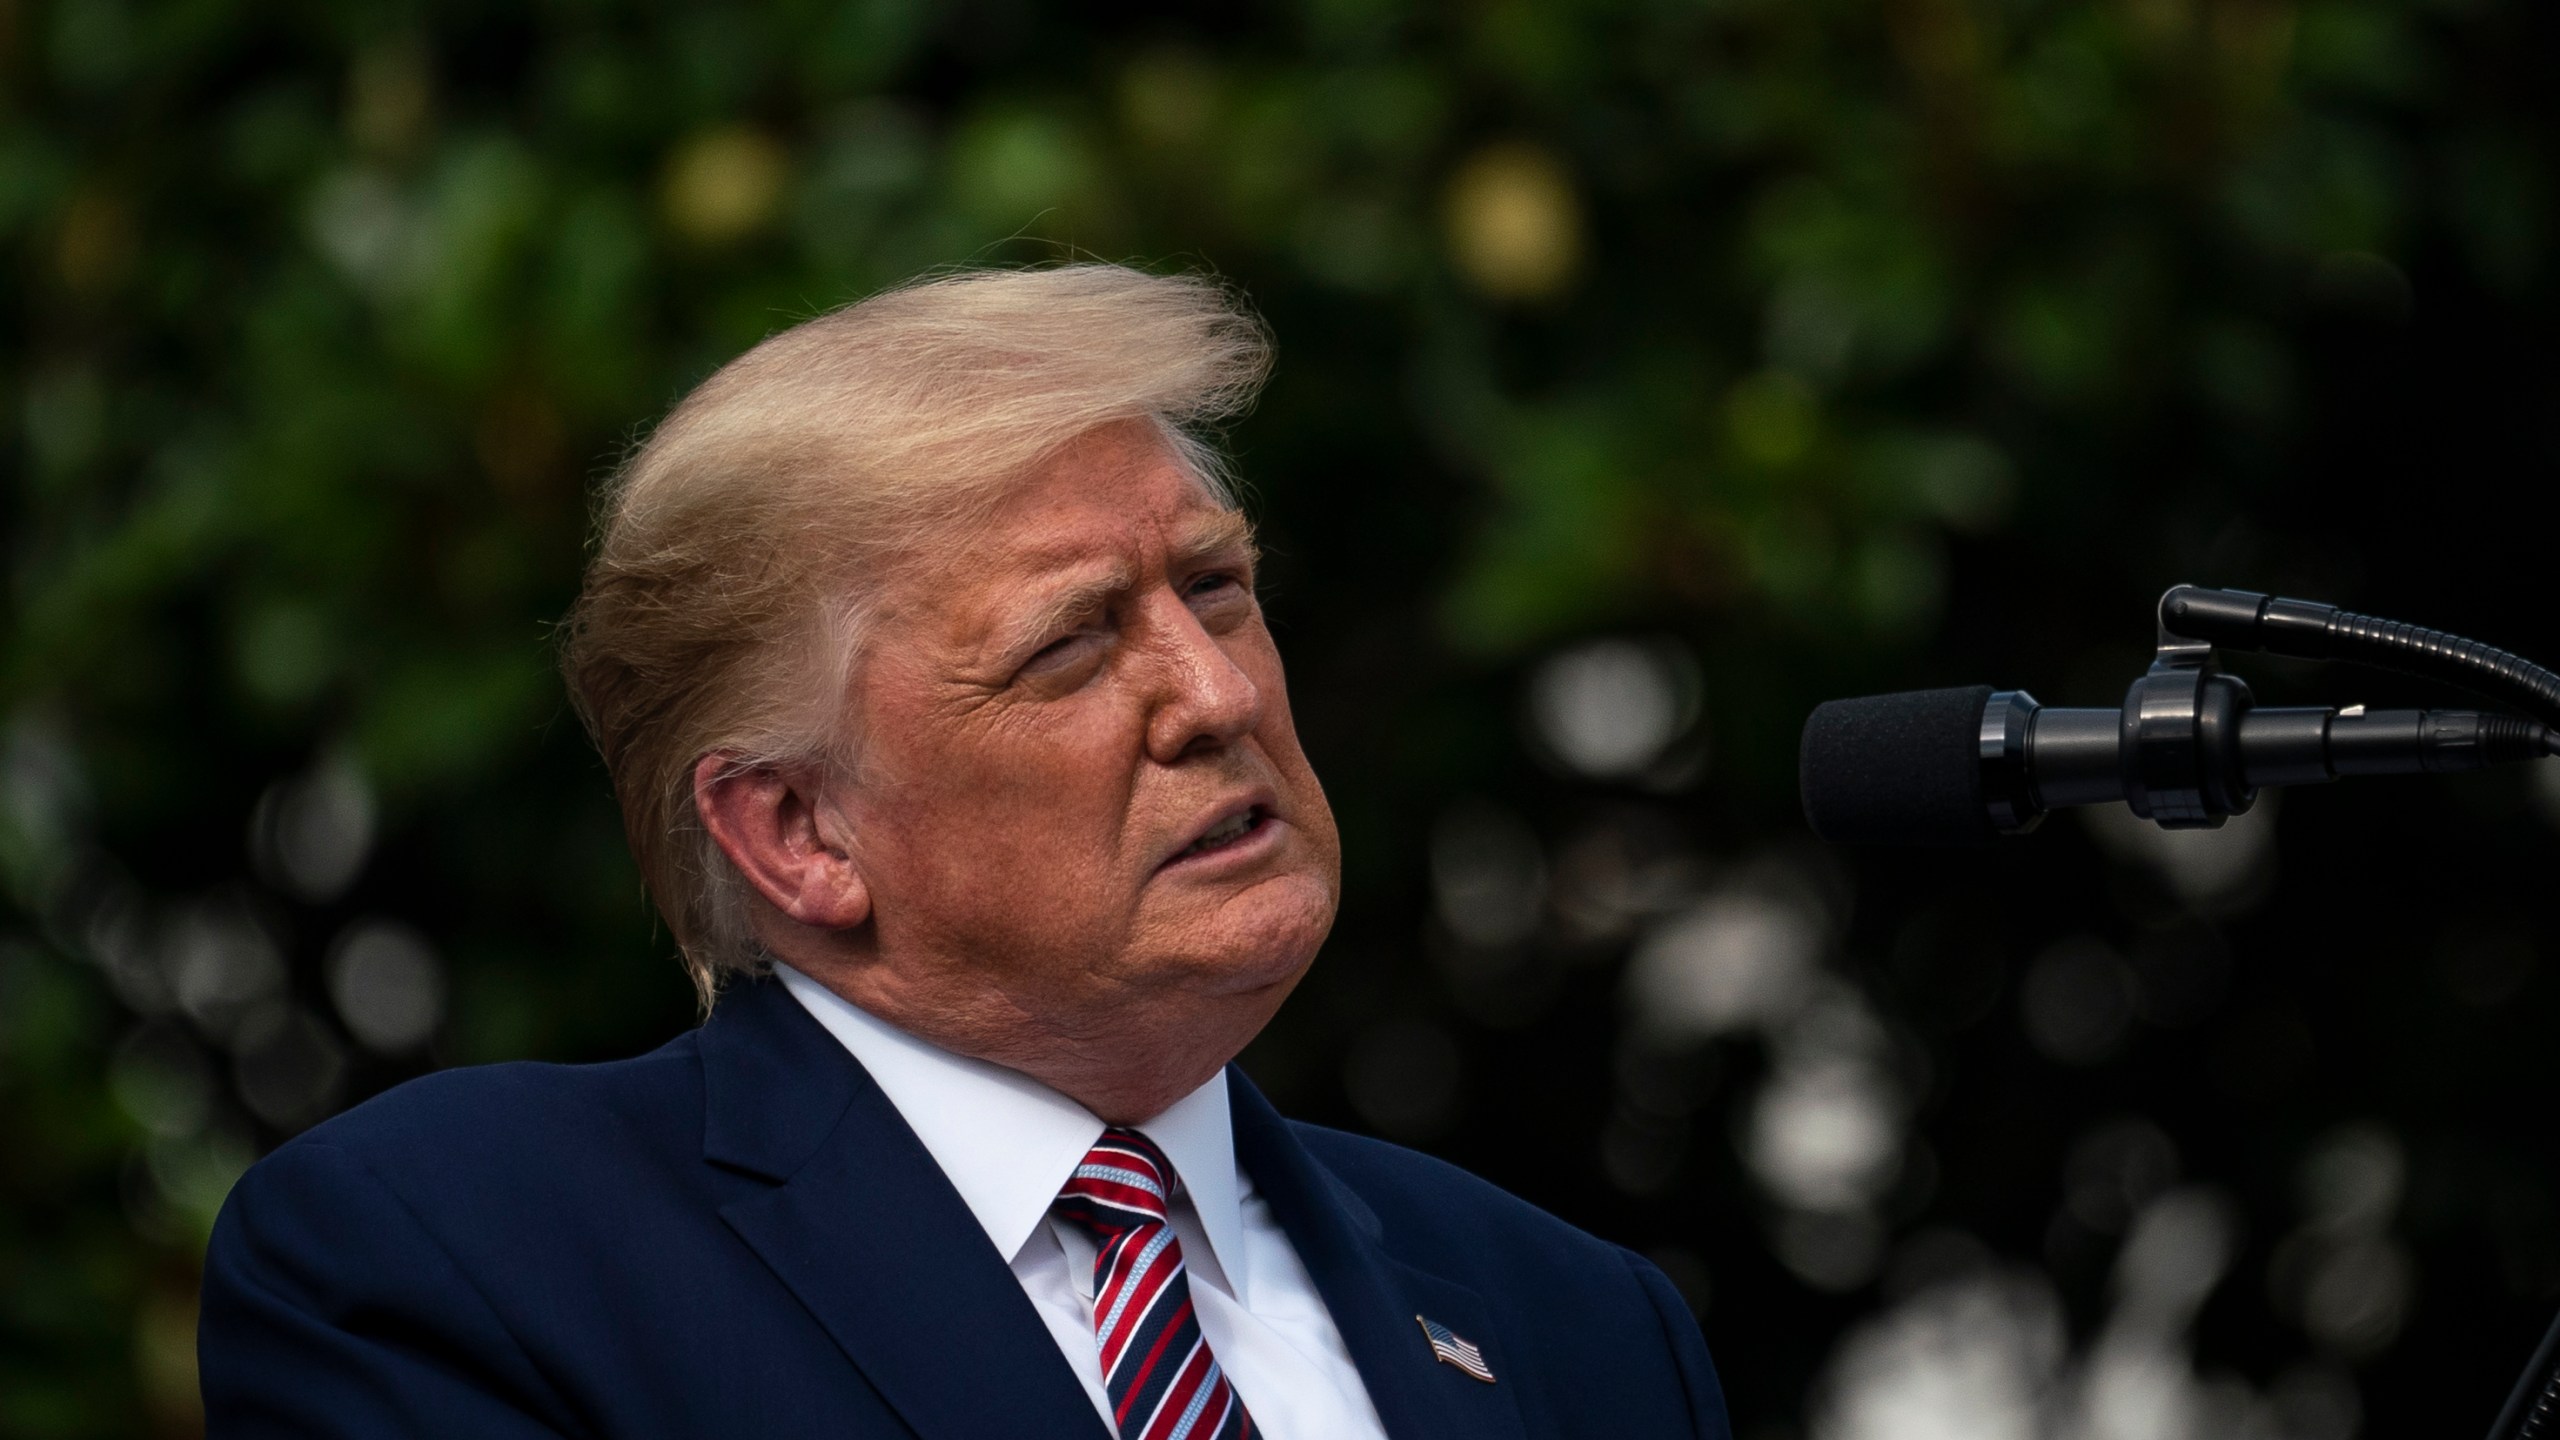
[200,265,1731,1439]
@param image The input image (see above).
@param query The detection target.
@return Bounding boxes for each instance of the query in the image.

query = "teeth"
[1188,809,1254,854]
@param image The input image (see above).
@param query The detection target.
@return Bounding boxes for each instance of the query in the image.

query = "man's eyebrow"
[992,566,1132,659]
[1171,509,1256,564]
[983,512,1258,664]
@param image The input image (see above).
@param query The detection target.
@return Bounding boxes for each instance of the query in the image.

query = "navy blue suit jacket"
[201,977,1731,1438]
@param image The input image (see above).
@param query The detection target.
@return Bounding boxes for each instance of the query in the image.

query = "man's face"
[832,421,1341,1033]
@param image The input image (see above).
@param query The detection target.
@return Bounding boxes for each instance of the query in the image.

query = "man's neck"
[771,947,1276,1125]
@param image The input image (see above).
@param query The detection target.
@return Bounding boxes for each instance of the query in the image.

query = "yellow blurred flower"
[661,125,790,246]
[1443,142,1582,301]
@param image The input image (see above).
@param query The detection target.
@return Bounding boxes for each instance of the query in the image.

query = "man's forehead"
[988,497,1253,572]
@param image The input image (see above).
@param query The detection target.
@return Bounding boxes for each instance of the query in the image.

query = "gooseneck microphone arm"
[2159,586,2560,729]
[1799,586,2560,847]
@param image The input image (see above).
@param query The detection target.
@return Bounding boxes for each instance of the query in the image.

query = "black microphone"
[1801,685,2554,846]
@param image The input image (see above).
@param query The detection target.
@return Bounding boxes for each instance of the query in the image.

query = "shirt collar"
[773,964,1249,1297]
[1134,1061,1247,1298]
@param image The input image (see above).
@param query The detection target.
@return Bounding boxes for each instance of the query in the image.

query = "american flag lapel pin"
[1415,1315,1496,1383]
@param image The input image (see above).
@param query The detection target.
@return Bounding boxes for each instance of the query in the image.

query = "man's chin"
[1154,872,1337,995]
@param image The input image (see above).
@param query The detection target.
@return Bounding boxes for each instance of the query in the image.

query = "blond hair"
[559,264,1272,1007]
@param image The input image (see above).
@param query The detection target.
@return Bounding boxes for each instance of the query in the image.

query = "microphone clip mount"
[2122,593,2261,830]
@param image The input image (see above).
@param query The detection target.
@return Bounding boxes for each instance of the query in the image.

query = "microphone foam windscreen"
[1799,685,1997,846]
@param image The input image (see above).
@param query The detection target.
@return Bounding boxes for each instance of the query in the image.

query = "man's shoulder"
[255,1030,709,1202]
[1283,1118,1632,1269]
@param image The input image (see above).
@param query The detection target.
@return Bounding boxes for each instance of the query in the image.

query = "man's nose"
[1141,597,1264,764]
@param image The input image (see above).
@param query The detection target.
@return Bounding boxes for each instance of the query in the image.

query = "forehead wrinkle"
[964,497,1253,659]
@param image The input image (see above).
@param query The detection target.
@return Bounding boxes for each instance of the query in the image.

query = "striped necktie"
[1052,1128,1253,1440]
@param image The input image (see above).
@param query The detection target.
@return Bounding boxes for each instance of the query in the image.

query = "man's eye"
[1188,572,1244,600]
[1018,631,1098,679]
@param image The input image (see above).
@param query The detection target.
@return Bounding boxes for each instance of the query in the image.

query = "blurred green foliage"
[3,0,2553,1435]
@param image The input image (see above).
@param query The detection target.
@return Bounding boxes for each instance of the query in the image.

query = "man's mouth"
[1172,805,1269,863]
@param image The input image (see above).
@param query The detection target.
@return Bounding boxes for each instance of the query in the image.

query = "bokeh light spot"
[1527,637,1700,780]
[327,919,447,1055]
[1443,142,1582,300]
[249,752,377,904]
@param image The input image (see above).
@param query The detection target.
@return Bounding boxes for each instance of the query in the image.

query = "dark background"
[5,0,2558,1434]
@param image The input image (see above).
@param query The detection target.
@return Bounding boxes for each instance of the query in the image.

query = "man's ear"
[691,754,872,931]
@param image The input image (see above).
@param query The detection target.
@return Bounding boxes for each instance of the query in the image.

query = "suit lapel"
[698,979,1108,1440]
[1229,1071,1530,1440]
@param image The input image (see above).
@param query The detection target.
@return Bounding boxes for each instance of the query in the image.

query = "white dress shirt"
[776,965,1391,1440]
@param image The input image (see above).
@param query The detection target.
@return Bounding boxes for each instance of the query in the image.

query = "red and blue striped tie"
[1053,1128,1254,1440]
